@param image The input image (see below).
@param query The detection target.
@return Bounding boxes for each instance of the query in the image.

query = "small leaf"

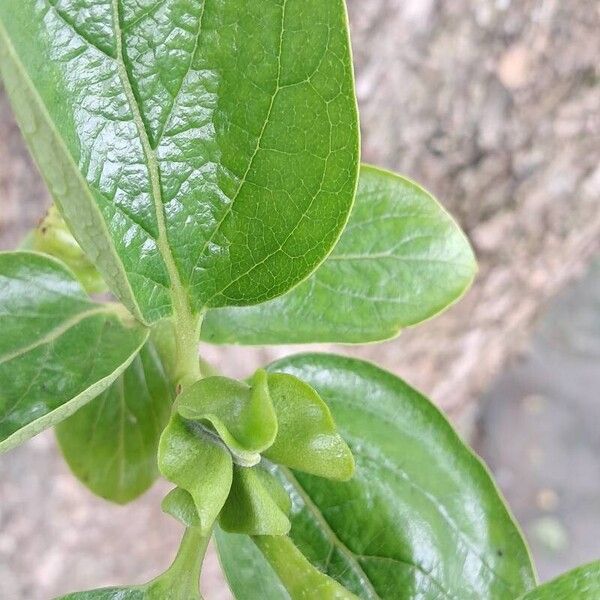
[517,561,600,599]
[29,205,106,294]
[264,373,354,481]
[56,342,173,504]
[0,0,359,322]
[158,414,233,534]
[219,354,536,599]
[161,487,201,529]
[176,370,277,467]
[202,165,477,344]
[220,466,290,536]
[0,252,148,453]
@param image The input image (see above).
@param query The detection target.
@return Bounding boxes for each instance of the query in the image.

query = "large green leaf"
[218,354,536,599]
[0,0,359,324]
[517,562,600,600]
[0,252,148,453]
[201,166,476,344]
[55,342,173,504]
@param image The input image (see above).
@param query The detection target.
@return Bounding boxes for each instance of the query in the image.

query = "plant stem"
[149,527,212,599]
[173,298,203,391]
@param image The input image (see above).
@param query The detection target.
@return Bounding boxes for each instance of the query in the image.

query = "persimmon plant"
[0,1,598,599]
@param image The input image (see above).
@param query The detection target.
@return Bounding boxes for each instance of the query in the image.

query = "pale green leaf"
[158,414,233,534]
[56,342,173,504]
[0,0,359,323]
[201,165,476,344]
[176,370,277,467]
[219,465,290,536]
[0,252,148,453]
[264,373,354,481]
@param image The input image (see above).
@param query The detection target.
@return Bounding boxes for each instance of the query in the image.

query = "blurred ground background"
[1,0,599,598]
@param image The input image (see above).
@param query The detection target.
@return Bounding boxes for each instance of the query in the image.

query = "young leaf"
[263,373,354,481]
[162,487,201,529]
[158,415,233,534]
[517,561,600,600]
[56,342,173,504]
[219,354,536,599]
[176,370,277,467]
[201,165,476,344]
[219,466,291,536]
[0,0,359,323]
[0,252,148,453]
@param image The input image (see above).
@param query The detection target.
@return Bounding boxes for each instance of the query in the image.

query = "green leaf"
[29,205,107,294]
[0,252,148,453]
[216,529,290,600]
[55,342,173,504]
[0,0,359,324]
[201,165,476,344]
[264,373,354,481]
[176,370,277,467]
[219,354,536,599]
[517,562,600,600]
[158,414,233,534]
[162,487,201,529]
[219,466,291,536]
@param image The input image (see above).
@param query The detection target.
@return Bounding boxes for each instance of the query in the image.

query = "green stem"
[149,527,212,599]
[173,303,203,391]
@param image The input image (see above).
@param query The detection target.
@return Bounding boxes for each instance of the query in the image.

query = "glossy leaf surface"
[56,342,173,504]
[177,370,277,467]
[518,562,600,600]
[158,414,233,533]
[264,373,354,481]
[220,466,291,536]
[202,165,476,344]
[0,0,359,323]
[0,252,148,453]
[219,354,536,599]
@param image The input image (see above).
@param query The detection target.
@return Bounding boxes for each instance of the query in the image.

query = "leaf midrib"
[111,0,191,320]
